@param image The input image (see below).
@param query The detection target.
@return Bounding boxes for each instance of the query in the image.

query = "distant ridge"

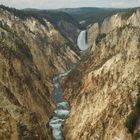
[1,4,139,29]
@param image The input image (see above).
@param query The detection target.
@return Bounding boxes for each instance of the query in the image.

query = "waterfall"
[77,30,88,51]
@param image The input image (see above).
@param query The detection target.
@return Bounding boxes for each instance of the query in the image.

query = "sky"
[0,0,140,9]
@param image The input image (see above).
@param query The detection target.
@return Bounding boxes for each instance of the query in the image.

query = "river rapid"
[49,30,88,140]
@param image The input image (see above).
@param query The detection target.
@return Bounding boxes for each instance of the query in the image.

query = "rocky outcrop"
[100,10,140,33]
[57,20,80,44]
[88,9,140,51]
[88,23,100,51]
[0,7,80,140]
[63,11,140,140]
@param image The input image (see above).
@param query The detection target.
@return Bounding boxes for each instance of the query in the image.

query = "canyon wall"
[0,7,80,140]
[88,9,140,51]
[64,10,140,140]
[57,19,80,44]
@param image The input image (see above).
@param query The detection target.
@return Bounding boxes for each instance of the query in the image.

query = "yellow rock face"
[0,7,80,140]
[63,11,140,140]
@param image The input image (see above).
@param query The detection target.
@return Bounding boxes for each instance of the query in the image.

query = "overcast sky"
[1,0,140,9]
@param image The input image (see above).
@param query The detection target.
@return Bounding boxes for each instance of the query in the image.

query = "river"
[49,70,71,140]
[49,30,88,140]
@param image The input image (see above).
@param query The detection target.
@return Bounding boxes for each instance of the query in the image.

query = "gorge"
[49,29,88,140]
[0,4,140,140]
[63,9,140,140]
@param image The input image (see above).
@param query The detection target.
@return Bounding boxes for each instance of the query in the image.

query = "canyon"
[0,5,140,140]
[63,8,140,140]
[0,5,80,140]
[49,29,88,140]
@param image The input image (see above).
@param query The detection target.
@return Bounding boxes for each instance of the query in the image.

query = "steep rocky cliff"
[56,19,80,44]
[22,9,80,44]
[0,6,80,140]
[88,8,140,51]
[63,10,140,140]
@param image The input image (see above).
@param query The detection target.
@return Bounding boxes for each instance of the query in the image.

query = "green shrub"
[0,5,47,26]
[0,21,10,31]
[134,133,140,140]
[125,97,140,134]
[68,70,77,79]
[96,33,106,45]
[120,8,139,20]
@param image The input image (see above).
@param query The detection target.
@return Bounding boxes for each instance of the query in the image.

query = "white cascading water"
[49,70,71,140]
[77,30,88,51]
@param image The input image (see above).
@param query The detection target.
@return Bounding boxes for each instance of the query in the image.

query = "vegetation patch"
[134,133,140,140]
[0,5,47,26]
[95,33,106,45]
[63,8,123,29]
[45,11,79,26]
[125,91,140,134]
[0,21,11,31]
[120,7,140,20]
